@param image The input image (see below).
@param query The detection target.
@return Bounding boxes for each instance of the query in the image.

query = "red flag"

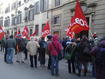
[30,30,37,37]
[22,26,29,37]
[42,21,50,37]
[0,26,5,40]
[68,0,89,34]
[66,26,74,38]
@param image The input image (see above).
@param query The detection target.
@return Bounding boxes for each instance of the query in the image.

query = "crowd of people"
[0,34,105,79]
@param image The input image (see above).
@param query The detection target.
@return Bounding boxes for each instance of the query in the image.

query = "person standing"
[48,34,62,76]
[5,35,16,64]
[47,35,52,70]
[39,37,47,67]
[91,40,105,79]
[65,39,77,74]
[77,36,92,76]
[16,37,25,63]
[26,37,39,68]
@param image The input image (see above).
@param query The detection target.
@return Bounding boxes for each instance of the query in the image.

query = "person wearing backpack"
[91,40,105,79]
[39,37,47,67]
[16,38,25,63]
[48,34,62,76]
[65,39,77,74]
[77,36,92,76]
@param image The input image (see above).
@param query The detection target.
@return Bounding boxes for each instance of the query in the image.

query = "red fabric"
[42,21,50,37]
[0,26,5,40]
[22,26,29,37]
[30,30,37,36]
[67,0,89,34]
[48,34,62,56]
[66,26,74,38]
[26,36,30,40]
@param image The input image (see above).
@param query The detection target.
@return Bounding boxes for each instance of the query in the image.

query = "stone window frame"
[55,0,60,7]
[35,25,39,36]
[53,14,61,26]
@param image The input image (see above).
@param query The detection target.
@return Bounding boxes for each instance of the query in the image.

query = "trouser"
[16,52,24,62]
[1,45,5,52]
[6,48,15,64]
[4,48,7,62]
[30,55,37,68]
[68,59,75,74]
[24,48,28,60]
[51,56,59,75]
[48,55,51,69]
[39,48,45,65]
[77,61,88,76]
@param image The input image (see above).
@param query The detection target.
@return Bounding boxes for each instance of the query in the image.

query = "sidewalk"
[0,51,95,79]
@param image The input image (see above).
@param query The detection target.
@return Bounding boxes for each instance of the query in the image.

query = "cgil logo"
[75,18,88,27]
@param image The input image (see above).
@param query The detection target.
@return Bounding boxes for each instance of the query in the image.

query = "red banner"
[0,26,5,40]
[66,26,74,38]
[67,0,89,35]
[22,26,29,37]
[42,21,50,37]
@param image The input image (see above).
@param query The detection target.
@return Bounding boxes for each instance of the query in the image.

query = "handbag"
[52,42,63,60]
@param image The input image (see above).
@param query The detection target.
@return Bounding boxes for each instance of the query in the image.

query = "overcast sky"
[0,0,7,3]
[0,0,12,4]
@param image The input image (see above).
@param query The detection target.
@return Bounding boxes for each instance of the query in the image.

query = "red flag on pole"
[0,26,5,40]
[66,26,74,38]
[22,26,29,37]
[42,21,50,37]
[67,0,89,34]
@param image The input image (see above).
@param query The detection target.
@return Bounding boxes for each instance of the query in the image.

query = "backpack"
[83,42,91,54]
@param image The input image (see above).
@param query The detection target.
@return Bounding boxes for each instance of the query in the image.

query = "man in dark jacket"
[5,35,16,64]
[39,37,47,67]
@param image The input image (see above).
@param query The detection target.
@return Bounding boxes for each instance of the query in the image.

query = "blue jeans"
[6,48,15,64]
[51,56,59,75]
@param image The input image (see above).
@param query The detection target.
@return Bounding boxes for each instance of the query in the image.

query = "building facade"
[0,0,105,39]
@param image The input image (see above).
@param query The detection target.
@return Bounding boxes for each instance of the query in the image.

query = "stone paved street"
[0,51,95,79]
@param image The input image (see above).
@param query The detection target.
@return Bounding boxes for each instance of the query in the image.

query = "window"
[53,15,61,25]
[0,17,3,26]
[24,0,29,3]
[14,17,17,25]
[35,25,39,36]
[4,17,10,27]
[29,9,34,21]
[24,10,29,22]
[55,0,60,7]
[30,29,33,35]
[11,2,17,10]
[12,16,15,25]
[35,1,40,14]
[18,1,21,7]
[42,24,46,31]
[40,0,47,12]
[5,5,10,13]
[17,13,22,24]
